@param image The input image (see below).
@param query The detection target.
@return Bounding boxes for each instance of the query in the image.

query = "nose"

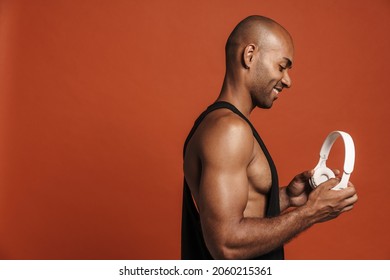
[281,71,292,88]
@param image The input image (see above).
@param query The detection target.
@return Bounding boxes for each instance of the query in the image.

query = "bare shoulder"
[195,109,254,164]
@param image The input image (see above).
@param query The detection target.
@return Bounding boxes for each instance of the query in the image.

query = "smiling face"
[248,29,294,109]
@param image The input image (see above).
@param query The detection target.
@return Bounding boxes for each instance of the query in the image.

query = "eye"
[279,65,287,72]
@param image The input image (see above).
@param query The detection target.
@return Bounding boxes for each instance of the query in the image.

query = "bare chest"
[247,139,272,193]
[244,139,272,217]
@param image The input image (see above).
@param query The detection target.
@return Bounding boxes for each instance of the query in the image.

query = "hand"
[286,170,313,207]
[286,169,341,207]
[305,179,358,223]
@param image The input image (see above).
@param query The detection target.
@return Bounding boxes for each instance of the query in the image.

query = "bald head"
[220,15,294,110]
[225,15,293,69]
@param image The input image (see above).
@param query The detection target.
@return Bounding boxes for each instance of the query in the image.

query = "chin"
[252,95,274,109]
[257,102,273,109]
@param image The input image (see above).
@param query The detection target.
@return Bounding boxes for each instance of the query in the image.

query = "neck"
[216,75,255,118]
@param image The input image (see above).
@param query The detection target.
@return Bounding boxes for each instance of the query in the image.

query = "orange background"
[1,0,389,259]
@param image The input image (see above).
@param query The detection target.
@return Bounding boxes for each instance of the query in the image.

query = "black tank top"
[181,101,284,260]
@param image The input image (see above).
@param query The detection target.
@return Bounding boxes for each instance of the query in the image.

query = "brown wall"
[0,0,389,259]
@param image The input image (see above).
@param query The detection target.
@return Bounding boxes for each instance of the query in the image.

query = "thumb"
[316,177,341,190]
[294,169,314,183]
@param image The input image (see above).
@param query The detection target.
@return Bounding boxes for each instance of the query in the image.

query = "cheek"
[252,60,279,91]
[253,65,268,85]
[257,71,276,90]
[257,62,277,81]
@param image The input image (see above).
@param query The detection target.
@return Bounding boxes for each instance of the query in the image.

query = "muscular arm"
[197,114,357,259]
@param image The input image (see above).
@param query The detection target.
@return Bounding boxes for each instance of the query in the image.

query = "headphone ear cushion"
[310,167,336,188]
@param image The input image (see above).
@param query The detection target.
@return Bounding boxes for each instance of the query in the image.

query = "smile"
[273,87,282,95]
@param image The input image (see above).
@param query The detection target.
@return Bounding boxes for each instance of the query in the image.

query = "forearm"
[204,205,314,260]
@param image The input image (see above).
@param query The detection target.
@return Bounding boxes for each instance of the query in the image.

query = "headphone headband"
[319,131,355,174]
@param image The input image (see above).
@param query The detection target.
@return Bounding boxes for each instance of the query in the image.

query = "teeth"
[273,88,280,94]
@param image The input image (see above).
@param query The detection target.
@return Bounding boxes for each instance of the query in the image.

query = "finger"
[294,170,314,182]
[332,169,341,176]
[342,194,358,207]
[338,185,357,198]
[340,204,354,213]
[339,190,358,213]
[317,178,340,189]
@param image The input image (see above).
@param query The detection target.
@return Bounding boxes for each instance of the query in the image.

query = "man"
[181,15,358,260]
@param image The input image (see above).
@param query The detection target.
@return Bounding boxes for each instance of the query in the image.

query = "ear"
[242,44,256,69]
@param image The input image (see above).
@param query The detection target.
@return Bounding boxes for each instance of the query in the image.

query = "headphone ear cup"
[310,167,336,188]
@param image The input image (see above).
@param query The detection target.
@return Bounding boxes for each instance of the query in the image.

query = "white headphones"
[309,131,355,190]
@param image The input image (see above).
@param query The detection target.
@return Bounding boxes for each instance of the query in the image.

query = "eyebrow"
[283,57,293,68]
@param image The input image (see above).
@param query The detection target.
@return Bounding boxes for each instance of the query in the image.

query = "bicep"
[199,161,249,226]
[197,121,254,243]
